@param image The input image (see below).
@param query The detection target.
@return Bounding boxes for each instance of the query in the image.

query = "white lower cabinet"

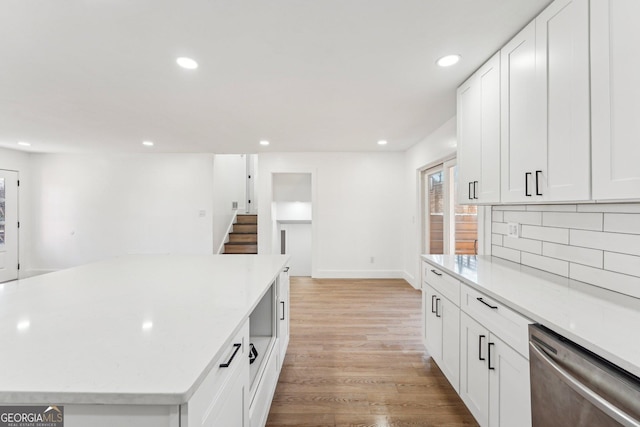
[184,268,291,427]
[459,312,531,427]
[184,320,250,427]
[423,283,460,392]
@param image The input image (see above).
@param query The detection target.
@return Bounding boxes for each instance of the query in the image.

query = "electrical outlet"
[507,222,520,238]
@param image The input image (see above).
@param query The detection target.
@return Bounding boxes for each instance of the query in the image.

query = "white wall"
[212,154,247,253]
[0,147,32,277]
[29,153,215,272]
[403,117,458,288]
[273,173,312,202]
[275,202,312,222]
[258,152,405,278]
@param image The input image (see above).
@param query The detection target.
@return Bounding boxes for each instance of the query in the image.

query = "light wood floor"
[266,277,478,427]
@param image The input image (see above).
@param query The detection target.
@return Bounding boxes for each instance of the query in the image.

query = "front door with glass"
[0,170,18,283]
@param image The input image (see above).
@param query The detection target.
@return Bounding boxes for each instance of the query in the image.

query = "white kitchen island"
[0,254,290,427]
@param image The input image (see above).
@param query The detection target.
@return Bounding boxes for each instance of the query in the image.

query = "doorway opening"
[272,173,312,277]
[421,160,478,255]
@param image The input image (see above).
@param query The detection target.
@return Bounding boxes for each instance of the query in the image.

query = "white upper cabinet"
[591,0,640,200]
[536,0,590,202]
[500,0,590,203]
[457,53,501,205]
[500,21,543,203]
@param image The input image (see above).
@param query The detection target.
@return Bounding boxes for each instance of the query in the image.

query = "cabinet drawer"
[460,284,531,358]
[425,264,461,306]
[186,320,250,425]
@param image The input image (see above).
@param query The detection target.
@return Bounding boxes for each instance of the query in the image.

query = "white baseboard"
[314,270,404,279]
[20,269,57,279]
[402,271,419,289]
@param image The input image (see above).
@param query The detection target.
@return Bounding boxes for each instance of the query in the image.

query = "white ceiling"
[0,0,551,154]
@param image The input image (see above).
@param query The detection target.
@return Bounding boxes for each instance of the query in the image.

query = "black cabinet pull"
[488,342,495,370]
[283,267,290,273]
[219,343,242,368]
[535,170,543,196]
[431,295,437,313]
[430,269,442,277]
[435,298,441,318]
[249,343,258,365]
[479,335,486,361]
[468,182,473,200]
[473,181,479,199]
[525,172,532,196]
[280,301,286,320]
[477,297,498,310]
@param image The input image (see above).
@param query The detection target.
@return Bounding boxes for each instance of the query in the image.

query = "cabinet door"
[440,296,460,393]
[423,284,442,361]
[477,53,501,204]
[460,313,489,427]
[592,0,640,200]
[501,21,545,203]
[488,335,531,427]
[457,74,481,204]
[202,365,249,427]
[278,268,290,369]
[536,0,590,202]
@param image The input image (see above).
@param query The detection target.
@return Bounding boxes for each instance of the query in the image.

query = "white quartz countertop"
[0,254,289,405]
[422,254,640,378]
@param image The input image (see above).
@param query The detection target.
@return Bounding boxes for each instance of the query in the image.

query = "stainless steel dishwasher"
[529,324,640,427]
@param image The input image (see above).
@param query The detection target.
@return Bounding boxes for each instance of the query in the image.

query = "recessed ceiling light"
[377,140,388,146]
[17,141,31,147]
[142,141,154,147]
[259,140,270,146]
[436,54,461,67]
[176,57,198,69]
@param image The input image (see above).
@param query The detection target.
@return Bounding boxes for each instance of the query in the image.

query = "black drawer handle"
[219,343,242,368]
[479,334,486,361]
[477,297,498,310]
[488,342,495,370]
[430,269,442,277]
[473,181,479,199]
[431,295,437,313]
[283,267,290,272]
[435,298,441,318]
[249,343,259,365]
[468,181,473,200]
[525,172,532,196]
[280,301,286,320]
[535,170,543,196]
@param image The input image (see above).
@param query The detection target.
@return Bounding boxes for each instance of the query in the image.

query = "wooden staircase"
[224,214,258,254]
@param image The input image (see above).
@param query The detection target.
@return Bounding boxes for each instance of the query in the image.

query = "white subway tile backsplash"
[492,203,640,298]
[492,245,521,263]
[526,204,577,212]
[543,212,603,231]
[570,264,640,299]
[570,230,640,257]
[522,252,569,277]
[604,213,640,235]
[504,236,542,254]
[542,242,603,268]
[503,211,542,226]
[521,225,569,244]
[604,252,640,278]
[493,205,527,211]
[578,203,640,213]
[493,222,509,235]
